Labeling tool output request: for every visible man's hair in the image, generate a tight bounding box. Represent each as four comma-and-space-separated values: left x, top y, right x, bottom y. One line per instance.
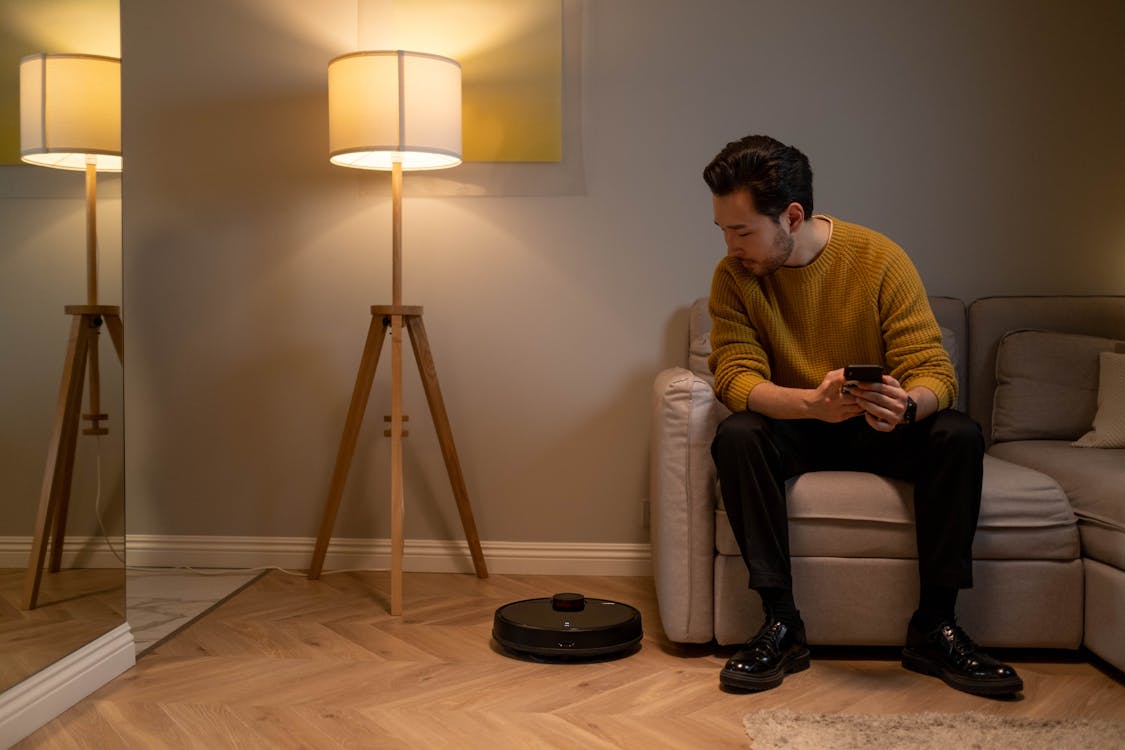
702, 134, 814, 220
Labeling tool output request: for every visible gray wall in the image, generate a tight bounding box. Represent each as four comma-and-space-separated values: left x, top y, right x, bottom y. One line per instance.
121, 0, 1125, 546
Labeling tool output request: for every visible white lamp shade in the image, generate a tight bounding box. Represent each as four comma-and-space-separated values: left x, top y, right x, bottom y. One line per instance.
329, 50, 462, 171
20, 53, 122, 172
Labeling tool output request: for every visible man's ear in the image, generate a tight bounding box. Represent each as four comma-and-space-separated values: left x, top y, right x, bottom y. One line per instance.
781, 202, 806, 231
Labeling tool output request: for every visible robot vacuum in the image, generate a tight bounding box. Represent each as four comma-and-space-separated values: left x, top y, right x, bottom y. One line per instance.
492, 592, 643, 661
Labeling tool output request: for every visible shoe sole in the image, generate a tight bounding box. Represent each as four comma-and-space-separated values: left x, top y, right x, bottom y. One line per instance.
901, 648, 1024, 696
719, 648, 811, 692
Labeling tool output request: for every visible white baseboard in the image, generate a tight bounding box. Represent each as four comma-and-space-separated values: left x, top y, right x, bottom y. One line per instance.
0, 536, 126, 569
0, 623, 135, 748
125, 535, 653, 577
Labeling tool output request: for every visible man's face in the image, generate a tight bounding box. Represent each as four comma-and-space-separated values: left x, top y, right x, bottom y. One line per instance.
712, 189, 793, 277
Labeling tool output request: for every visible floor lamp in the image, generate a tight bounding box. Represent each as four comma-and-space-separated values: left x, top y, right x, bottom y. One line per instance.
308, 50, 488, 615
19, 53, 124, 610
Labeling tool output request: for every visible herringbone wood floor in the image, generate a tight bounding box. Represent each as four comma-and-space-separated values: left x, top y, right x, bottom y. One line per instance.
16, 571, 1125, 748
1, 568, 125, 693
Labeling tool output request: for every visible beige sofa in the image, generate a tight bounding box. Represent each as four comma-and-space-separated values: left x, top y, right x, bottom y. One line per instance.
650, 295, 1125, 673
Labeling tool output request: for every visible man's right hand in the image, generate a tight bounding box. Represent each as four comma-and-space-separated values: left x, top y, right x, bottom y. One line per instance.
812, 368, 866, 422
745, 369, 865, 422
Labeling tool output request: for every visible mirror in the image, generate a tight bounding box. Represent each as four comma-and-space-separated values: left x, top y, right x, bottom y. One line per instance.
0, 0, 125, 694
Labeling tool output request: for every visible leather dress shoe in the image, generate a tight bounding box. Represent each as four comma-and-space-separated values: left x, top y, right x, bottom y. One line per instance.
901, 618, 1023, 696
720, 617, 810, 692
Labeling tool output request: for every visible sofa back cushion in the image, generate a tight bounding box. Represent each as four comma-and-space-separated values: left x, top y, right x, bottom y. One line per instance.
992, 330, 1124, 442
967, 296, 1125, 443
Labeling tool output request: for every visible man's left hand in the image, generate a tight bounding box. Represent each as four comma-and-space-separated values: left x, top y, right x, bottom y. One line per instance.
846, 374, 910, 432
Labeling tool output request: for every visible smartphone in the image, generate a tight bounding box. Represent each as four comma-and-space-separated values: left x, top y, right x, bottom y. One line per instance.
844, 364, 884, 384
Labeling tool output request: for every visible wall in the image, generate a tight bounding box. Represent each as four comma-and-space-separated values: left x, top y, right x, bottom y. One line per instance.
121, 0, 1125, 556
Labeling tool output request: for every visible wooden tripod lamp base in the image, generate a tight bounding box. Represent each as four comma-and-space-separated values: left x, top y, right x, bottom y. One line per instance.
308, 304, 488, 615
23, 305, 124, 610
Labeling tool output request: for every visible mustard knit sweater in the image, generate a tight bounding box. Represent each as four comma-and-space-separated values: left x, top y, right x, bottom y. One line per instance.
708, 217, 956, 414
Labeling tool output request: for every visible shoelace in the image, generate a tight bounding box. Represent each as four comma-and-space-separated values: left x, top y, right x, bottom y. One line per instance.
939, 621, 983, 664
749, 621, 788, 657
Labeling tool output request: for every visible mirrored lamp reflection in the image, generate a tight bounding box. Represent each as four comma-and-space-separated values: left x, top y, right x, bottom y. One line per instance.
310, 49, 487, 616
19, 52, 121, 312
19, 52, 124, 610
20, 53, 122, 172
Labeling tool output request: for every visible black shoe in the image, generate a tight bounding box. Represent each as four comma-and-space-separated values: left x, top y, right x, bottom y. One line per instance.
720, 617, 810, 692
901, 618, 1023, 696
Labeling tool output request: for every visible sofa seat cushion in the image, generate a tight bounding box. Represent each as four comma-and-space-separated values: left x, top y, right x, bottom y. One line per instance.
715, 455, 1078, 561
988, 440, 1125, 569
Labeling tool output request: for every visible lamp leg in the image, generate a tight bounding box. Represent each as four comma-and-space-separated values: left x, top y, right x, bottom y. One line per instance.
24, 314, 93, 609
104, 313, 125, 363
405, 314, 488, 579
309, 313, 390, 580
46, 411, 79, 574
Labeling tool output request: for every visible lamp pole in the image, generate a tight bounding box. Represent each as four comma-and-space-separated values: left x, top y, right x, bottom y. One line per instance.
83, 158, 108, 436
389, 160, 406, 614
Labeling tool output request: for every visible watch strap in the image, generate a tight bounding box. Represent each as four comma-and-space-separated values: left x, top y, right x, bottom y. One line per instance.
903, 395, 917, 425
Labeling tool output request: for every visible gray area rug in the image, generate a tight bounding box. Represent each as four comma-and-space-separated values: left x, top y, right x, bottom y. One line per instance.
743, 710, 1125, 750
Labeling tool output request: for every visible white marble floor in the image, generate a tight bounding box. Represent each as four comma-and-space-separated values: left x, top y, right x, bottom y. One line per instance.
127, 569, 263, 655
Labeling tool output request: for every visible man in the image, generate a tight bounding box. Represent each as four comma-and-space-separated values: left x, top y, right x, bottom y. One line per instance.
705, 134, 1022, 697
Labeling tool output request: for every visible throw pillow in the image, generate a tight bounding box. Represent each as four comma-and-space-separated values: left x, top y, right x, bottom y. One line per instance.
1073, 351, 1125, 448
992, 330, 1124, 442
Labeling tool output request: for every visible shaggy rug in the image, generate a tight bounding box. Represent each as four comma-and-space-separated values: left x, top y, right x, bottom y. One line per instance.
743, 710, 1125, 750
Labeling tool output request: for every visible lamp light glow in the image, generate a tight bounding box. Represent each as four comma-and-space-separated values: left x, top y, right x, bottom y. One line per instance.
328, 50, 462, 171
19, 53, 122, 172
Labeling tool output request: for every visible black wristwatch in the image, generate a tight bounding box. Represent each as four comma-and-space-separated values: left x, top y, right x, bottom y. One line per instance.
902, 395, 917, 425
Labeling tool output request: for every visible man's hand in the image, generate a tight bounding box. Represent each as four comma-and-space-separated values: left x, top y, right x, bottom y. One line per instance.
810, 368, 866, 423
845, 373, 910, 432
745, 370, 933, 425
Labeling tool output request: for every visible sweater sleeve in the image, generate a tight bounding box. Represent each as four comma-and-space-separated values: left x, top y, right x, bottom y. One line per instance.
877, 249, 958, 410
707, 259, 768, 412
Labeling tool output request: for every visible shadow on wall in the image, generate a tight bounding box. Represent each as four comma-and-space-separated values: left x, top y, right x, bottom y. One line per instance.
130, 94, 338, 217
662, 304, 693, 373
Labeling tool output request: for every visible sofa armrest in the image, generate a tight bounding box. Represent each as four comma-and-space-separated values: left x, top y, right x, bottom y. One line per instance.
650, 366, 730, 643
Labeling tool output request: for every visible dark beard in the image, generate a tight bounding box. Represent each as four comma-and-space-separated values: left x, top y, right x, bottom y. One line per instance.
749, 228, 794, 277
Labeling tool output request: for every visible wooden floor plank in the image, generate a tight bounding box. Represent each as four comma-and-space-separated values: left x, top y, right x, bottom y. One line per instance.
14, 571, 1125, 748
0, 568, 126, 692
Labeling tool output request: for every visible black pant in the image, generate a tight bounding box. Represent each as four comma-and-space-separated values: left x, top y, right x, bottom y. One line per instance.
711, 409, 984, 592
